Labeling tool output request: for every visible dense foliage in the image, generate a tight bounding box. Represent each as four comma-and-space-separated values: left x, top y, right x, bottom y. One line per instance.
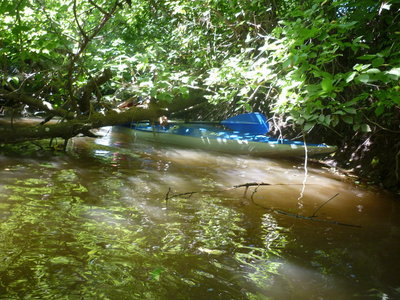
0, 0, 399, 189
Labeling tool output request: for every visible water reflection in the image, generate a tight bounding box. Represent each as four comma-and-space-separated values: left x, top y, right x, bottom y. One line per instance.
0, 126, 399, 299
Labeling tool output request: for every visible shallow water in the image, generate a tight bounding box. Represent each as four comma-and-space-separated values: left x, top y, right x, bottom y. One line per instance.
0, 126, 399, 299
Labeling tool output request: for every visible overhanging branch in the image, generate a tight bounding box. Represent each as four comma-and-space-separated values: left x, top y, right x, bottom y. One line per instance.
0, 88, 74, 119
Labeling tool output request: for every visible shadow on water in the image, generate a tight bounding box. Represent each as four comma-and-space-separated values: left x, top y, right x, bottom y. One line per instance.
0, 125, 399, 299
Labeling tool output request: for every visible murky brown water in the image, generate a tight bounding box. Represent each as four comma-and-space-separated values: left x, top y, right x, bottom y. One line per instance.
0, 125, 399, 299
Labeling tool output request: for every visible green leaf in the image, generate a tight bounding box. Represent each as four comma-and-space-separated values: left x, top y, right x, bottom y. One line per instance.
344, 107, 357, 114
360, 124, 371, 132
374, 105, 385, 116
386, 67, 400, 78
7, 76, 19, 84
357, 54, 376, 60
345, 72, 357, 83
371, 156, 380, 167
321, 77, 333, 92
337, 21, 357, 29
303, 122, 315, 131
342, 115, 353, 124
365, 68, 381, 74
356, 74, 370, 83
323, 115, 331, 126
393, 95, 400, 105
353, 64, 371, 72
372, 57, 384, 67
333, 110, 345, 115
296, 118, 305, 125
331, 115, 339, 127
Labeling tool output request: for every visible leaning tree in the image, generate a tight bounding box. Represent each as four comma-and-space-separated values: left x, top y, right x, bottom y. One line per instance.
0, 0, 208, 145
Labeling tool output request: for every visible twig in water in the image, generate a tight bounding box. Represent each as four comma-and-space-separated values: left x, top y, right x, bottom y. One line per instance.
165, 189, 204, 203
169, 191, 197, 199
250, 183, 261, 204
165, 181, 320, 206
165, 187, 171, 207
243, 186, 249, 198
232, 182, 271, 199
276, 210, 361, 228
233, 182, 271, 188
310, 193, 340, 218
168, 182, 318, 202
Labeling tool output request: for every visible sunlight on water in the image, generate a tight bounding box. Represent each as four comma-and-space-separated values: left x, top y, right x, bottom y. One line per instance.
0, 126, 399, 299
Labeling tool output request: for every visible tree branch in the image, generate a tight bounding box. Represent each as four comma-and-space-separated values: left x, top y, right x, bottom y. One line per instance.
78, 68, 113, 113
0, 88, 74, 119
66, 0, 120, 110
88, 0, 108, 15
73, 0, 88, 40
0, 105, 163, 144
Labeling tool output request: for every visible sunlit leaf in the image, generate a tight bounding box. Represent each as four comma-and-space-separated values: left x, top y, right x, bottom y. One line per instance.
365, 68, 381, 74
321, 77, 333, 92
353, 64, 371, 72
345, 71, 357, 83
386, 67, 400, 78
356, 74, 370, 83
360, 123, 371, 132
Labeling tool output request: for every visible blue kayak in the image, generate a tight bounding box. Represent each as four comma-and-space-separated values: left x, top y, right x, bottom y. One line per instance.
124, 121, 337, 157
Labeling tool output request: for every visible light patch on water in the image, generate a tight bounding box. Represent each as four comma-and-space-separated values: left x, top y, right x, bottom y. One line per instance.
267, 261, 349, 299
93, 126, 113, 146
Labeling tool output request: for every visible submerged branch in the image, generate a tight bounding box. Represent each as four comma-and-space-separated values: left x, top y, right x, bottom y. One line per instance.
310, 193, 339, 218
276, 210, 361, 228
166, 182, 316, 201
165, 187, 171, 207
165, 181, 362, 228
165, 189, 214, 201
233, 182, 271, 188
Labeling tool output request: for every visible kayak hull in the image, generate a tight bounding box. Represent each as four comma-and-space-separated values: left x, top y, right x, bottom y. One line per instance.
127, 124, 337, 157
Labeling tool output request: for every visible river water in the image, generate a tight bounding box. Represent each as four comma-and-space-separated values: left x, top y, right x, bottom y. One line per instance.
0, 126, 399, 299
